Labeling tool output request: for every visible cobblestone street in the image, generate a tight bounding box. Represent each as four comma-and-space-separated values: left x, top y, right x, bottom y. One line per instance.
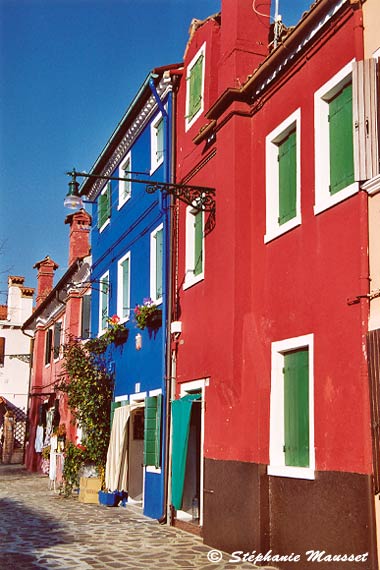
0, 465, 259, 570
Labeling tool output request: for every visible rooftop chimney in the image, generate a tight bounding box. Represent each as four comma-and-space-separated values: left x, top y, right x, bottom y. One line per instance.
64, 209, 92, 266
33, 256, 59, 307
219, 0, 271, 93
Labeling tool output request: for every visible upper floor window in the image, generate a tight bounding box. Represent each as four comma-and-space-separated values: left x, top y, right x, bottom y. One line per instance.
118, 152, 132, 208
265, 109, 301, 243
81, 294, 91, 340
45, 328, 53, 366
0, 337, 5, 367
151, 114, 164, 174
53, 321, 62, 360
150, 224, 163, 304
117, 252, 131, 322
99, 272, 110, 334
185, 43, 205, 131
184, 206, 204, 289
98, 183, 111, 231
314, 61, 358, 215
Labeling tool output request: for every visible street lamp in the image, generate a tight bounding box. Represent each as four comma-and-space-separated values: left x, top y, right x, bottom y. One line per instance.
64, 169, 84, 210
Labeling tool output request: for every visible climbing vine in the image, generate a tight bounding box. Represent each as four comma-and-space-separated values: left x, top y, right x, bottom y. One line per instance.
57, 336, 114, 496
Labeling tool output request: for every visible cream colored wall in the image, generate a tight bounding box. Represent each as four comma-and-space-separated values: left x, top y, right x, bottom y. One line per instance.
363, 0, 380, 57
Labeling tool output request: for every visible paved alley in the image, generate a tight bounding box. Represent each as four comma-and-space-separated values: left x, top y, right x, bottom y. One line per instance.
0, 465, 263, 570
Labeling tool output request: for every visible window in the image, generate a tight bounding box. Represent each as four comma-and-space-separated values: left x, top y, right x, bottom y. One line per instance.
99, 272, 109, 334
98, 183, 111, 230
314, 61, 358, 214
53, 322, 62, 359
150, 114, 164, 173
185, 43, 205, 131
268, 334, 315, 480
150, 224, 163, 304
81, 294, 91, 340
117, 252, 131, 322
45, 328, 53, 365
118, 153, 132, 208
265, 109, 301, 243
0, 337, 5, 367
184, 207, 204, 289
143, 394, 162, 469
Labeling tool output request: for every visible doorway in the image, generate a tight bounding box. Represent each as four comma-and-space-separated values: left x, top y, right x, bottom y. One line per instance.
128, 408, 144, 504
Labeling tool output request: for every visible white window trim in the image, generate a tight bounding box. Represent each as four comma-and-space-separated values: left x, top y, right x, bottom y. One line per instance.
117, 251, 131, 323
185, 43, 206, 132
98, 184, 111, 233
118, 152, 132, 209
150, 224, 164, 305
268, 333, 315, 480
150, 113, 164, 174
98, 271, 109, 336
265, 109, 301, 243
314, 60, 358, 215
146, 388, 163, 474
183, 206, 204, 290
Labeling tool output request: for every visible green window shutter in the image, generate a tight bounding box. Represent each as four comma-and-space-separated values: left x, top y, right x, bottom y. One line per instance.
283, 348, 309, 467
278, 130, 297, 225
329, 83, 354, 195
155, 229, 163, 299
45, 329, 52, 365
122, 159, 131, 200
144, 395, 162, 468
98, 184, 111, 228
122, 258, 130, 319
188, 55, 203, 120
81, 295, 91, 340
53, 322, 62, 359
100, 275, 109, 330
156, 118, 164, 160
194, 211, 203, 276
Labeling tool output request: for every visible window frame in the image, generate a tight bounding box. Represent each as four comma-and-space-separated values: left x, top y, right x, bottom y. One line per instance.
98, 183, 111, 232
117, 252, 131, 323
53, 321, 63, 361
150, 114, 164, 174
184, 206, 204, 290
98, 271, 110, 335
150, 224, 164, 305
265, 109, 301, 243
185, 43, 206, 132
268, 333, 315, 480
118, 152, 132, 209
81, 293, 91, 340
314, 60, 358, 215
44, 328, 53, 367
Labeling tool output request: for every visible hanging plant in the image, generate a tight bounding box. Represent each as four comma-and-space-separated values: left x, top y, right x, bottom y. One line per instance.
134, 298, 162, 330
57, 336, 114, 496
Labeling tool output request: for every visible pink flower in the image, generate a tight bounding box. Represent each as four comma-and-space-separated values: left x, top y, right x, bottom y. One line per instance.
110, 315, 120, 324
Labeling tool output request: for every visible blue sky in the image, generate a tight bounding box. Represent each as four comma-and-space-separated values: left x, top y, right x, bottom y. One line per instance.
0, 0, 312, 304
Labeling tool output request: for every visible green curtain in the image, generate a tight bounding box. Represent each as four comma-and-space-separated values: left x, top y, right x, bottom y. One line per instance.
171, 393, 201, 510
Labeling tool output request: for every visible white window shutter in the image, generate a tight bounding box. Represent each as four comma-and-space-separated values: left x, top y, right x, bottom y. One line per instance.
353, 59, 379, 181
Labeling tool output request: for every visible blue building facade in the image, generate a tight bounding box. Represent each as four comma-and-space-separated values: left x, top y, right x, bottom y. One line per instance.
80, 67, 181, 519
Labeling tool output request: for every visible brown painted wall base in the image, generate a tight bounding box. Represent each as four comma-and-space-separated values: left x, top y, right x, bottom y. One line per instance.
203, 458, 378, 570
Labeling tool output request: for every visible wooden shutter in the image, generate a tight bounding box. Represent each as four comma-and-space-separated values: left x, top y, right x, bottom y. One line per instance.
53, 322, 62, 359
194, 211, 203, 276
122, 258, 130, 319
189, 55, 203, 120
353, 59, 379, 182
144, 395, 162, 468
0, 337, 5, 366
284, 348, 309, 467
98, 184, 111, 228
45, 329, 52, 365
155, 229, 163, 299
81, 294, 91, 340
278, 130, 297, 225
329, 83, 354, 195
100, 276, 109, 330
156, 118, 164, 160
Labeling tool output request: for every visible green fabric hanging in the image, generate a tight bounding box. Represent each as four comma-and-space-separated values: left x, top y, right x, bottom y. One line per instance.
171, 393, 201, 510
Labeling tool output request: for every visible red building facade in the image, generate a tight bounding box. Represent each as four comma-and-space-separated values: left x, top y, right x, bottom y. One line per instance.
24, 210, 92, 472
172, 0, 378, 566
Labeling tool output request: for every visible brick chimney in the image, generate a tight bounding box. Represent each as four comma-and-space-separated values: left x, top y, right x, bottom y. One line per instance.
219, 0, 271, 93
64, 209, 92, 266
33, 256, 59, 307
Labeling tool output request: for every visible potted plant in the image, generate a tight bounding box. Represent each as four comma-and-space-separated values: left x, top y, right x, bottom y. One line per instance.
105, 315, 129, 345
134, 298, 162, 330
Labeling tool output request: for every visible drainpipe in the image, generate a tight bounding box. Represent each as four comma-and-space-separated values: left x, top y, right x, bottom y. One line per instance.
148, 75, 172, 523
